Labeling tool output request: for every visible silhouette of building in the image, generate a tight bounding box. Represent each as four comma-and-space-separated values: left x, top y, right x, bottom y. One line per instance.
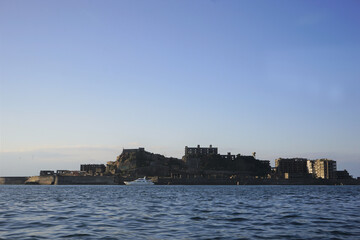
40, 170, 55, 176
80, 164, 106, 175
275, 158, 308, 178
220, 152, 235, 160
56, 170, 86, 176
336, 170, 352, 179
185, 145, 218, 156
122, 147, 145, 153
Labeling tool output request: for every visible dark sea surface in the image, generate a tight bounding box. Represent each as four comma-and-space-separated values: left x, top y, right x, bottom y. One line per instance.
0, 185, 359, 240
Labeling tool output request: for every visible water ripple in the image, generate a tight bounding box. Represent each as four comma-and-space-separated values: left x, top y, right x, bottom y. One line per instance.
0, 185, 359, 239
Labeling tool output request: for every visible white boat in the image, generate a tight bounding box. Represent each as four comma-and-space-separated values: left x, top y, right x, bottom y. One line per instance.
124, 177, 154, 185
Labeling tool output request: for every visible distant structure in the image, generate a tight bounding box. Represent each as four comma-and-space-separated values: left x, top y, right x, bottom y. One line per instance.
336, 170, 352, 179
182, 145, 271, 178
185, 145, 241, 160
276, 158, 338, 180
56, 170, 86, 176
122, 147, 145, 154
40, 170, 55, 176
185, 145, 218, 156
4, 144, 359, 185
307, 160, 315, 175
275, 158, 309, 179
80, 164, 106, 176
221, 152, 236, 160
307, 159, 337, 179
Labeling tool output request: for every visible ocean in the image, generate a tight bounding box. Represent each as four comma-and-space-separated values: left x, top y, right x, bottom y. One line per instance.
0, 185, 359, 239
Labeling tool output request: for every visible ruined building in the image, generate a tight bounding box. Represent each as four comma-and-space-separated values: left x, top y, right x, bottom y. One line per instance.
183, 145, 270, 177
275, 158, 309, 179
80, 164, 106, 176
276, 158, 338, 179
307, 159, 337, 179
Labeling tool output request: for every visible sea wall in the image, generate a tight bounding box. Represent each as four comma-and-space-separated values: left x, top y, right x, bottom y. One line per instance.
54, 176, 116, 185
156, 177, 360, 185
26, 176, 55, 185
0, 177, 29, 185
1, 175, 358, 185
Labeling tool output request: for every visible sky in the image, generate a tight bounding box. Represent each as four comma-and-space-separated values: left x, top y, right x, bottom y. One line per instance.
1, 0, 360, 177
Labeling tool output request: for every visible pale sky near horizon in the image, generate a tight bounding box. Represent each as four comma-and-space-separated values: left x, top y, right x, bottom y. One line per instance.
1, 0, 360, 177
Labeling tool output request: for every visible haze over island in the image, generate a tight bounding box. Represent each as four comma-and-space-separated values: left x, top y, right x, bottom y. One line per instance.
1, 0, 360, 177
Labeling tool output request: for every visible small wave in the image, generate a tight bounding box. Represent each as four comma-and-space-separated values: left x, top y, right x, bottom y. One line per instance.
289, 220, 304, 226
280, 214, 300, 219
227, 217, 247, 222
1, 185, 359, 239
331, 230, 353, 236
61, 233, 92, 238
190, 216, 206, 221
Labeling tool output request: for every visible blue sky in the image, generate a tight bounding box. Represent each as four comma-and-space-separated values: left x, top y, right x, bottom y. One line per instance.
1, 0, 360, 177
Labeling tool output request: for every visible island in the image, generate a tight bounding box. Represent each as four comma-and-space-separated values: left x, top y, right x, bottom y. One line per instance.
1, 145, 359, 185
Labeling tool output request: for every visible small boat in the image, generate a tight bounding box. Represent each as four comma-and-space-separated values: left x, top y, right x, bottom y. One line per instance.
124, 177, 154, 185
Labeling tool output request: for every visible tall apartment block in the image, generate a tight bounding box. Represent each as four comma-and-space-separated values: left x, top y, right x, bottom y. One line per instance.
275, 158, 308, 178
307, 159, 337, 179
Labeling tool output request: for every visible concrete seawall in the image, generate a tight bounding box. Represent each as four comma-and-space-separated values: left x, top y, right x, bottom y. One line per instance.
156, 177, 360, 185
0, 177, 29, 185
55, 176, 116, 185
2, 175, 358, 185
1, 176, 116, 185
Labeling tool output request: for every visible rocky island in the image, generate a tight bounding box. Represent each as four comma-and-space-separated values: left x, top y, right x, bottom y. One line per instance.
1, 145, 359, 185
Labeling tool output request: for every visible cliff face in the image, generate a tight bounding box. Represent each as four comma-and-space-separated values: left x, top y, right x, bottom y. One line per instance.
106, 149, 185, 177
107, 148, 271, 178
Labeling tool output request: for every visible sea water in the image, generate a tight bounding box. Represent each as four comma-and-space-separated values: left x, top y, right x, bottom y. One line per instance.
0, 185, 359, 239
